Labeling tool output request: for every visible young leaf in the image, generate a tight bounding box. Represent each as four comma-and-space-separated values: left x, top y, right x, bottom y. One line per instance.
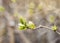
18, 23, 26, 30
19, 16, 27, 25
27, 21, 35, 29
0, 6, 5, 12
52, 25, 57, 31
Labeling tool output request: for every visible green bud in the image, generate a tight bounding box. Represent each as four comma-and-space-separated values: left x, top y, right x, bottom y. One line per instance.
18, 23, 27, 30
27, 21, 35, 29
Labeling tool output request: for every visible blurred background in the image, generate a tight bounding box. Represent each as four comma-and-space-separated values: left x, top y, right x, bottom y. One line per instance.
0, 0, 60, 43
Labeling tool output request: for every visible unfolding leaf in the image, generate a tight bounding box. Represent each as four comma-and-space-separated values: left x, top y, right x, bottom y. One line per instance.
52, 25, 57, 31
18, 23, 26, 30
19, 16, 27, 25
27, 21, 35, 29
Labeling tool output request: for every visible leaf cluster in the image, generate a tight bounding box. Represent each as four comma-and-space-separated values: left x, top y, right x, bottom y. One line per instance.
18, 16, 35, 30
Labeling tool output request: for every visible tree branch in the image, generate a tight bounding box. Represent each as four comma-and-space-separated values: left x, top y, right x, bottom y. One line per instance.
34, 25, 60, 35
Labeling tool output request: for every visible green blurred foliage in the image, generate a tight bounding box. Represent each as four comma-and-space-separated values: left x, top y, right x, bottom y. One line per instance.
11, 0, 16, 3
0, 6, 5, 12
49, 15, 55, 23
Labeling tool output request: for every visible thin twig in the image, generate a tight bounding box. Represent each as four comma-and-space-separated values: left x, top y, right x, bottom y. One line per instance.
34, 25, 60, 35
35, 25, 52, 30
